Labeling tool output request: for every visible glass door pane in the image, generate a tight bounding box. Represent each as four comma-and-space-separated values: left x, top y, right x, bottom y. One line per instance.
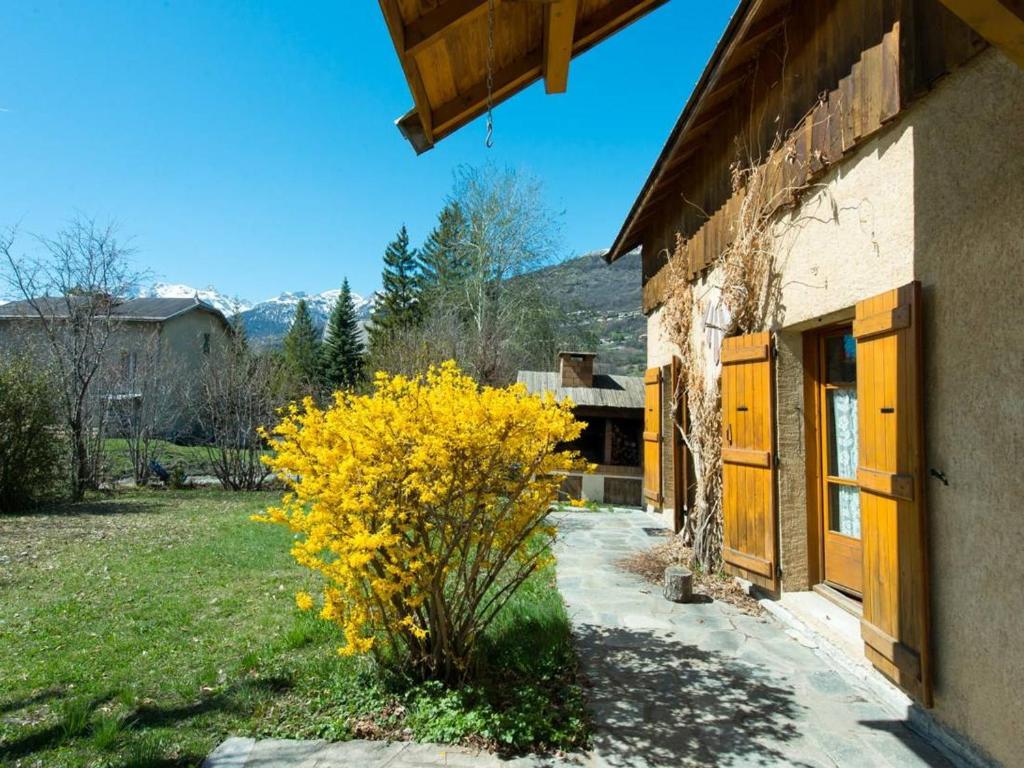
826, 388, 858, 479
828, 483, 861, 539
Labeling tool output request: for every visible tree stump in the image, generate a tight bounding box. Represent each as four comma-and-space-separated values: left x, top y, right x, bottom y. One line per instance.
663, 565, 693, 603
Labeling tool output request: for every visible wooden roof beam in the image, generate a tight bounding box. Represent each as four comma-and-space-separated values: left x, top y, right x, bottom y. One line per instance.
734, 7, 789, 53
574, 0, 669, 50
938, 0, 1024, 69
388, 0, 670, 153
379, 0, 435, 150
433, 49, 544, 136
543, 0, 578, 94
405, 0, 489, 57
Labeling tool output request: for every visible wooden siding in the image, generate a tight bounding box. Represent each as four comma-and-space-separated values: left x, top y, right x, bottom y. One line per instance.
622, 0, 985, 309
604, 476, 643, 507
854, 282, 932, 705
721, 332, 778, 593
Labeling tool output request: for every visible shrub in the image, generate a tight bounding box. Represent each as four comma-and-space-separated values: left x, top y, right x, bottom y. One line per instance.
258, 362, 588, 683
0, 355, 65, 512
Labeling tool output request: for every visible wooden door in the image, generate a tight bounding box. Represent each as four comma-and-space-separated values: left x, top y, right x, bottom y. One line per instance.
643, 367, 662, 505
854, 282, 931, 705
721, 332, 777, 593
818, 326, 863, 596
671, 357, 689, 533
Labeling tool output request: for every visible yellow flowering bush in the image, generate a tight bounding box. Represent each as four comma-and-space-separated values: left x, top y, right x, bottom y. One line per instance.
256, 362, 588, 682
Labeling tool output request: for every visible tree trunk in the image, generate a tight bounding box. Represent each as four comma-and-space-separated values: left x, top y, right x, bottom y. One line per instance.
71, 422, 88, 502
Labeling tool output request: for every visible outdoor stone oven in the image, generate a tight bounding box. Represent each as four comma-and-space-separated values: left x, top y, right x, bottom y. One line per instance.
517, 353, 644, 507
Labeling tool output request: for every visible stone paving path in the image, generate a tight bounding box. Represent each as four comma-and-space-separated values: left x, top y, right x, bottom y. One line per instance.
554, 509, 948, 768
206, 510, 950, 768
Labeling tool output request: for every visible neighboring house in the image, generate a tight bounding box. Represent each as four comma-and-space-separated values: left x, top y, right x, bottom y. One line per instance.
518, 353, 644, 507
601, 2, 1024, 765
0, 296, 233, 438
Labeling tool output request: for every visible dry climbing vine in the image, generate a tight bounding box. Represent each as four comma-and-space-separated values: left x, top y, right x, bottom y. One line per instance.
663, 122, 813, 573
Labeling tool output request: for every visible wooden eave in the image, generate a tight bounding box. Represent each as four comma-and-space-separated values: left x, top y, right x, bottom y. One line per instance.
937, 0, 1024, 69
606, 0, 792, 262
379, 0, 670, 154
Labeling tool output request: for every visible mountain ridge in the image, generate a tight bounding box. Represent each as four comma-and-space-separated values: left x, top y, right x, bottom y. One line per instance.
138, 248, 644, 370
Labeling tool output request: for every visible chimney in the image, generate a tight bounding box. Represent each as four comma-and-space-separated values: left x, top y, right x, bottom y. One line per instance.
559, 352, 596, 388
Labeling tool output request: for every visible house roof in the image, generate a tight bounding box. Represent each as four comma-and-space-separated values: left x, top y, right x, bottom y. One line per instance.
516, 369, 644, 410
0, 296, 228, 324
378, 0, 670, 154
606, 0, 784, 262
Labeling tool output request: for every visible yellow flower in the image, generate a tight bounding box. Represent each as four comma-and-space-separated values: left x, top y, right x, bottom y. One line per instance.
256, 361, 588, 660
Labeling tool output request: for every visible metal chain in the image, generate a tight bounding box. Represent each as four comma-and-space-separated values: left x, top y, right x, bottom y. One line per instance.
485, 0, 496, 148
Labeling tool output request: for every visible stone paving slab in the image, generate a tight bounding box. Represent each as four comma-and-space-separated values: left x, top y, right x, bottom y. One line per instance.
552, 509, 950, 768
203, 736, 571, 767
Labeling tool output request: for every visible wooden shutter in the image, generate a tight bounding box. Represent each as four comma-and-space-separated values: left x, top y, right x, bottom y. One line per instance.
643, 367, 662, 504
854, 281, 932, 706
721, 332, 777, 593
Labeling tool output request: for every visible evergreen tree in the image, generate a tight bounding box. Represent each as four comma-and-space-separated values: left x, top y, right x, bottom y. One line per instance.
369, 225, 421, 353
419, 202, 468, 305
282, 298, 321, 390
320, 278, 365, 391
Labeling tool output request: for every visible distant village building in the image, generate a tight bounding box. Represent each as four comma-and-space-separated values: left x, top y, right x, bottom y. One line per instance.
518, 353, 644, 507
0, 296, 232, 438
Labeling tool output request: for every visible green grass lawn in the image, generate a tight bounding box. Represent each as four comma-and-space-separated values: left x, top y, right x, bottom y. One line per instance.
103, 440, 213, 479
0, 491, 586, 767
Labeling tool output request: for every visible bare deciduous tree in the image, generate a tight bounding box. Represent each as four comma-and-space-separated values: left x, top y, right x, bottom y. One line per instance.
451, 165, 563, 383
1, 218, 146, 500
197, 330, 279, 491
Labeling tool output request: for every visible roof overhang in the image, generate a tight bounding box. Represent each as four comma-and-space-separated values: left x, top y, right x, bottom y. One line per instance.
379, 0, 670, 154
606, 0, 794, 262
937, 0, 1024, 69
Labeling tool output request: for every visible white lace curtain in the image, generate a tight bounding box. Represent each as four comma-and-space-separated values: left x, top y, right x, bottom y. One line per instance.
830, 389, 860, 538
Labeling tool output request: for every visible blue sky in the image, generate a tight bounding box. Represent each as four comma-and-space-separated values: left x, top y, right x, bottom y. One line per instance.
0, 2, 735, 301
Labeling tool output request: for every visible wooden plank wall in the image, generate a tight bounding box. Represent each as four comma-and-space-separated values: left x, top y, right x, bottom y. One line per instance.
638, 0, 984, 313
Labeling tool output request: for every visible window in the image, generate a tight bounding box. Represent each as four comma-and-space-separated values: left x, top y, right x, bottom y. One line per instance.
203, 333, 211, 355
120, 351, 138, 382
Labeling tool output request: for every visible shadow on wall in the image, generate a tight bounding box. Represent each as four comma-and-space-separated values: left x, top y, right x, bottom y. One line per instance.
574, 624, 806, 768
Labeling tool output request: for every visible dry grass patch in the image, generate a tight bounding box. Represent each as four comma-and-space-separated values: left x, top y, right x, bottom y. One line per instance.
617, 538, 763, 616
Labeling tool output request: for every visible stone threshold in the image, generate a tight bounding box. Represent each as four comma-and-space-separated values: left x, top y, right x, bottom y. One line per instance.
202, 736, 573, 767
755, 592, 994, 768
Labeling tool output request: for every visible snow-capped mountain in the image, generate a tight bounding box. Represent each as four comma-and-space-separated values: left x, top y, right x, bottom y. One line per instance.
237, 290, 374, 348
135, 282, 374, 347
138, 282, 251, 316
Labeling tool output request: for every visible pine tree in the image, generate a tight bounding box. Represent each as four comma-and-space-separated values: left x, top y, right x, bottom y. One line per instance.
320, 278, 365, 391
282, 298, 321, 391
419, 202, 467, 305
369, 225, 421, 353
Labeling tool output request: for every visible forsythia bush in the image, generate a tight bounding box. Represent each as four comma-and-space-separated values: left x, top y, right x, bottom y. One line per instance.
256, 362, 588, 682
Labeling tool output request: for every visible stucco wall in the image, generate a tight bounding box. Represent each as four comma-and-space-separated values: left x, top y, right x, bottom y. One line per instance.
159, 310, 232, 436
907, 48, 1024, 766
161, 309, 230, 366
770, 122, 916, 330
